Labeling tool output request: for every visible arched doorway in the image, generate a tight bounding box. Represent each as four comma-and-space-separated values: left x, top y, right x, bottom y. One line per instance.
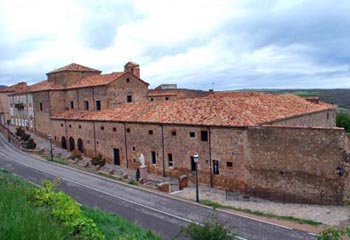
61, 136, 67, 149
69, 137, 75, 151
77, 138, 84, 153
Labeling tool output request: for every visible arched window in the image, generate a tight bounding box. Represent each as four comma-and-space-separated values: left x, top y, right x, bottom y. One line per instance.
61, 136, 67, 149
77, 138, 84, 153
69, 137, 75, 151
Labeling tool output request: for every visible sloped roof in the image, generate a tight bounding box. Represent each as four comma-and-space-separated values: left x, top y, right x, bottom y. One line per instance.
47, 63, 101, 74
148, 89, 209, 98
0, 82, 28, 93
66, 72, 126, 89
52, 92, 335, 127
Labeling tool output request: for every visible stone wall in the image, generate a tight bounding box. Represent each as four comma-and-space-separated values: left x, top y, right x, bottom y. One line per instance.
269, 109, 336, 128
245, 126, 349, 204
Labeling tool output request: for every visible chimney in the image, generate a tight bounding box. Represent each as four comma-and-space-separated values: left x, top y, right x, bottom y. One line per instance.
305, 97, 319, 104
124, 62, 140, 78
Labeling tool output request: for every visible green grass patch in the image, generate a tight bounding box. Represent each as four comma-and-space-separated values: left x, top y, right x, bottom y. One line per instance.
42, 154, 68, 165
200, 199, 321, 226
82, 206, 161, 240
128, 179, 138, 185
0, 169, 71, 240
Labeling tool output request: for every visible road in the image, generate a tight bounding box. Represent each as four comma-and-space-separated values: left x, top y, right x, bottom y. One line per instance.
0, 134, 316, 240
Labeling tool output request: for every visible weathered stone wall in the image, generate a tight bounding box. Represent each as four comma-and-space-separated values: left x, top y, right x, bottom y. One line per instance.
245, 126, 348, 204
269, 109, 336, 128
33, 91, 51, 137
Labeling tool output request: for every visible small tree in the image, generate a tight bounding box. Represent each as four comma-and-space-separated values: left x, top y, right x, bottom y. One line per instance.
24, 138, 36, 149
15, 127, 25, 137
336, 113, 350, 133
70, 149, 82, 160
91, 154, 106, 167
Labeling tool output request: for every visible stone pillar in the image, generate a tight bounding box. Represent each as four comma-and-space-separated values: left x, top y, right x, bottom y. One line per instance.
139, 166, 148, 181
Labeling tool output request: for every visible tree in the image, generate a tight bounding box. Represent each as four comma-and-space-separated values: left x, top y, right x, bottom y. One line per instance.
181, 219, 234, 240
336, 113, 350, 132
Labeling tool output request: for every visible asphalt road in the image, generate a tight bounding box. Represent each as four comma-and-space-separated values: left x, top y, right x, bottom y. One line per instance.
0, 134, 316, 240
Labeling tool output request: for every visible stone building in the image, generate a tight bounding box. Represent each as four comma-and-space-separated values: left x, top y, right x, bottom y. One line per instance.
8, 91, 35, 131
49, 92, 350, 204
27, 62, 149, 137
0, 82, 28, 125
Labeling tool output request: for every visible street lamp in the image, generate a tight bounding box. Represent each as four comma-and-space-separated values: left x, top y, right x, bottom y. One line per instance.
6, 120, 11, 142
193, 154, 199, 203
48, 134, 53, 161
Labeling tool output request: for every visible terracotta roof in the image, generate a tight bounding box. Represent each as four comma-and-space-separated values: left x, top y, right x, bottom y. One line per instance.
26, 80, 64, 93
52, 92, 335, 127
47, 63, 101, 74
66, 72, 126, 89
148, 89, 209, 98
0, 82, 28, 93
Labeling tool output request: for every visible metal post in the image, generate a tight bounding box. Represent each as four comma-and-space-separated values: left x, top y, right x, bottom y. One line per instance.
196, 161, 199, 203
193, 154, 199, 203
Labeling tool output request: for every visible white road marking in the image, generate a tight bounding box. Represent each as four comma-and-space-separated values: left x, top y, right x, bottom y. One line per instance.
235, 236, 248, 240
308, 232, 317, 236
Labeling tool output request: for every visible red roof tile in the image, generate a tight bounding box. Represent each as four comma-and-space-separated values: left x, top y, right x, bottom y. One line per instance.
26, 80, 64, 93
47, 63, 101, 74
0, 82, 28, 93
52, 92, 335, 127
66, 72, 126, 89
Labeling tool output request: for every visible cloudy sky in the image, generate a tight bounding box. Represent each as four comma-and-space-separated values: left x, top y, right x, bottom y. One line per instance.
0, 0, 349, 90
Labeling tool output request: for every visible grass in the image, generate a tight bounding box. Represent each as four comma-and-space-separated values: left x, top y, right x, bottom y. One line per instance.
42, 154, 68, 165
0, 169, 71, 240
82, 207, 161, 240
0, 169, 161, 240
200, 199, 322, 226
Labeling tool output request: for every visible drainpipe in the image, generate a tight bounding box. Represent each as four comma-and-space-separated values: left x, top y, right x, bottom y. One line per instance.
209, 127, 213, 188
123, 122, 129, 168
161, 124, 166, 177
93, 122, 97, 156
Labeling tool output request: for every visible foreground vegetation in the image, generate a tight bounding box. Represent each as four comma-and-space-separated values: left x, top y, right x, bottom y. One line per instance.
0, 169, 160, 240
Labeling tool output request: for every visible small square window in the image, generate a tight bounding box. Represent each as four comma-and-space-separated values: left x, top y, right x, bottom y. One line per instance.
126, 78, 130, 82
113, 127, 116, 132
150, 98, 154, 101
149, 130, 153, 135
69, 124, 72, 128
132, 146, 136, 151
79, 125, 81, 129
96, 141, 99, 144
189, 132, 195, 138
227, 162, 233, 168
100, 126, 104, 131
165, 97, 169, 100
126, 128, 130, 133
201, 130, 208, 142
61, 123, 64, 127
171, 131, 176, 136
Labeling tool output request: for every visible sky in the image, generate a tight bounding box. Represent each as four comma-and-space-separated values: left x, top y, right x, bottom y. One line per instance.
0, 0, 349, 90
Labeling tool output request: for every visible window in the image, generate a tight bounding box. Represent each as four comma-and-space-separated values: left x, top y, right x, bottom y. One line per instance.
69, 124, 72, 128
201, 131, 208, 142
126, 128, 130, 133
150, 98, 154, 101
149, 130, 153, 135
171, 130, 176, 136
61, 123, 64, 127
84, 101, 89, 110
227, 162, 233, 168
100, 126, 104, 131
70, 101, 74, 109
127, 95, 132, 103
165, 97, 169, 100
126, 78, 130, 82
79, 125, 81, 129
96, 100, 101, 111
132, 146, 136, 151
113, 127, 116, 132
168, 154, 173, 167
39, 102, 43, 111
189, 132, 195, 138
151, 151, 157, 165
213, 160, 219, 175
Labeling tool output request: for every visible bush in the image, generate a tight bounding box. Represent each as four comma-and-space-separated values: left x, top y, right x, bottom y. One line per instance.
91, 154, 106, 167
71, 149, 83, 160
21, 133, 31, 142
23, 138, 36, 149
182, 219, 234, 240
318, 226, 350, 240
15, 127, 25, 137
33, 180, 105, 240
336, 113, 350, 132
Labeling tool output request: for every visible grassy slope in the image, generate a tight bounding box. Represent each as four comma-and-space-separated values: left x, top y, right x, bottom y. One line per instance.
0, 169, 161, 240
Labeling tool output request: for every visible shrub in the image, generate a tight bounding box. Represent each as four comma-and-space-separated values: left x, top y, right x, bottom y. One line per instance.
91, 154, 106, 167
21, 133, 31, 142
71, 149, 83, 160
24, 138, 36, 149
336, 113, 350, 132
182, 219, 234, 240
318, 226, 350, 240
15, 127, 25, 137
